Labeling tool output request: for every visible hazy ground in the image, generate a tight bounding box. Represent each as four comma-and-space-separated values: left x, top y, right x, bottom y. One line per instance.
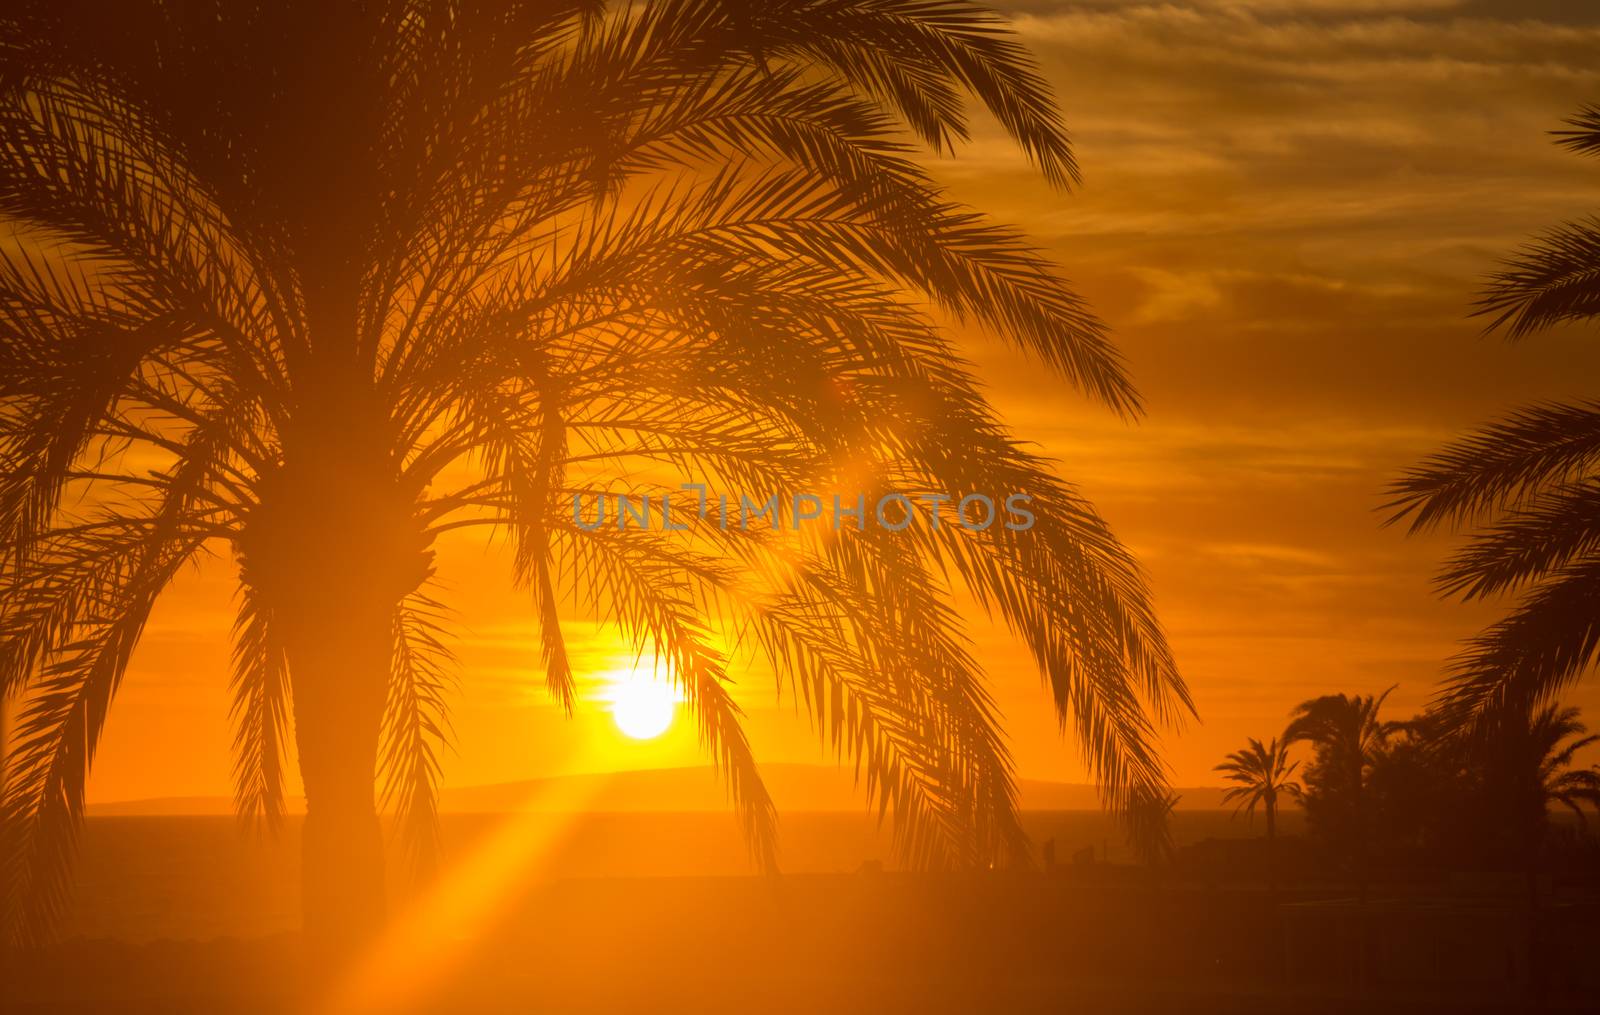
8, 811, 1598, 1014
11, 874, 1598, 1014
59, 810, 1290, 939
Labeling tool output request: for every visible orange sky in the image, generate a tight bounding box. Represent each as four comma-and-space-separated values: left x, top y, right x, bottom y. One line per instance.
84, 0, 1600, 803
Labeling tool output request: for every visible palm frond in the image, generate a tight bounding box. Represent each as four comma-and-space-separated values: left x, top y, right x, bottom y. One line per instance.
1553, 103, 1600, 160
552, 524, 777, 868
1474, 216, 1600, 341
1434, 480, 1600, 600
1384, 400, 1600, 534
379, 592, 456, 880
1124, 786, 1177, 866
2, 534, 196, 944
694, 0, 1079, 187
228, 582, 291, 831
1435, 567, 1600, 726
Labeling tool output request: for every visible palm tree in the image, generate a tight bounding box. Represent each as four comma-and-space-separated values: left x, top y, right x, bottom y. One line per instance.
1386, 104, 1600, 727
1216, 737, 1301, 845
1216, 736, 1301, 979
1285, 688, 1397, 895
1539, 733, 1600, 830
1474, 703, 1600, 998
0, 0, 1191, 956
1480, 704, 1600, 862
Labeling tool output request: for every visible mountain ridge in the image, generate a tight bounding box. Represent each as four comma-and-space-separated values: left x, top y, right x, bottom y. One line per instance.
87, 763, 1232, 816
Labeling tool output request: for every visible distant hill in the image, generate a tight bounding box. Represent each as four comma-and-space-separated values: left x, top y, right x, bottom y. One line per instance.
87, 763, 1231, 816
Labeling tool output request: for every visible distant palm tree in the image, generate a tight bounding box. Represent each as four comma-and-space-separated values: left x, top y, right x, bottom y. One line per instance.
1387, 104, 1600, 726
1285, 688, 1398, 894
1215, 737, 1301, 844
1476, 703, 1600, 995
1481, 704, 1600, 859
0, 0, 1190, 954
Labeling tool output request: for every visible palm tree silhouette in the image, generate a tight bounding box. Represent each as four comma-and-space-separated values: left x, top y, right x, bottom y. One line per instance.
1215, 737, 1301, 866
1536, 715, 1600, 827
1473, 702, 1600, 999
1479, 704, 1600, 861
1216, 735, 1301, 978
1387, 104, 1600, 727
0, 0, 1191, 954
1285, 688, 1397, 897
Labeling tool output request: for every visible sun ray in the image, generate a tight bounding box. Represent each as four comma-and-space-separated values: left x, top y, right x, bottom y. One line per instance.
323, 768, 607, 1015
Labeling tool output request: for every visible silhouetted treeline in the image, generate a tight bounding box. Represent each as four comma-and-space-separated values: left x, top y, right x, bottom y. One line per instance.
1213, 697, 1599, 881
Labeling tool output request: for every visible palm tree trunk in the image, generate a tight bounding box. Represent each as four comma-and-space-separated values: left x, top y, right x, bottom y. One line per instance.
1265, 801, 1278, 896
1266, 798, 1283, 983
1524, 828, 1545, 1005
1352, 762, 1368, 905
285, 599, 391, 970
243, 278, 426, 970
1353, 771, 1370, 991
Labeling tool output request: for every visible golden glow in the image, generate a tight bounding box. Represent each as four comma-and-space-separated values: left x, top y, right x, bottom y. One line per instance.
325, 764, 605, 1014
75, 5, 1600, 808
602, 667, 677, 740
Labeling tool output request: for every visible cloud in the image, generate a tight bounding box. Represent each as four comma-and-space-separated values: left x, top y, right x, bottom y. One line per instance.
1003, 0, 1469, 10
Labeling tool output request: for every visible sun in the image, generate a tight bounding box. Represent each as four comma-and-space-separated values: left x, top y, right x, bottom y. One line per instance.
604, 669, 678, 740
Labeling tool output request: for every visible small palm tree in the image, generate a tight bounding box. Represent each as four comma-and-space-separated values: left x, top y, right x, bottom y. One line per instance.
1215, 737, 1301, 844
1387, 104, 1600, 726
0, 0, 1190, 956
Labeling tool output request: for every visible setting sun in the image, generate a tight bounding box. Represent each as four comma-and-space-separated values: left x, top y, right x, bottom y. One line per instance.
603, 670, 678, 741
